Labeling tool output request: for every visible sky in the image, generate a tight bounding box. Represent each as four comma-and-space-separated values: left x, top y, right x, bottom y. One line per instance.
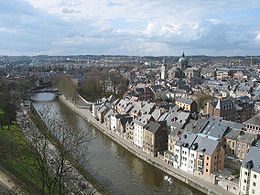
0, 0, 260, 56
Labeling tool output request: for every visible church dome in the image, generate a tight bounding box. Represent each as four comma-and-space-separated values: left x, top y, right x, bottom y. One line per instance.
178, 52, 188, 65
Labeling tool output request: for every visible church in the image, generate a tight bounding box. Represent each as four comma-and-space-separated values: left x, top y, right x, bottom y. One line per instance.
161, 52, 201, 80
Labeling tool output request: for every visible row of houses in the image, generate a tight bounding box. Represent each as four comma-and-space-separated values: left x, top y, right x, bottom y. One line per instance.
93, 96, 198, 157
92, 94, 260, 194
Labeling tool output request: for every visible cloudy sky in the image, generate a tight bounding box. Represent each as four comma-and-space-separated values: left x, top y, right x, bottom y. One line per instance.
1, 0, 260, 56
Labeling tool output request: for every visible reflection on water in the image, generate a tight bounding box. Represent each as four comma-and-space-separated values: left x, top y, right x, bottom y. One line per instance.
32, 93, 203, 195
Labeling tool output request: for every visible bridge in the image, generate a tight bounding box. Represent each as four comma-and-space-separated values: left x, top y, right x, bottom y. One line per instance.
28, 88, 61, 96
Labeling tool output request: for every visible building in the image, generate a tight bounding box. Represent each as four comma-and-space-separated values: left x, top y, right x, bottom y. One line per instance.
239, 147, 260, 195
142, 121, 167, 157
173, 133, 197, 173
244, 113, 260, 135
97, 105, 109, 123
183, 67, 201, 79
194, 136, 225, 176
164, 130, 182, 166
173, 133, 225, 176
133, 114, 154, 148
216, 68, 231, 80
234, 96, 255, 123
204, 98, 235, 122
224, 129, 255, 161
161, 59, 167, 80
178, 51, 188, 71
175, 98, 197, 113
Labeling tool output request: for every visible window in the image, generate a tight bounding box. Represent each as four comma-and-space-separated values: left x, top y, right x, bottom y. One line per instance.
252, 189, 255, 194
207, 156, 209, 160
206, 163, 208, 166
253, 182, 256, 187
254, 174, 257, 179
244, 179, 247, 183
206, 169, 208, 172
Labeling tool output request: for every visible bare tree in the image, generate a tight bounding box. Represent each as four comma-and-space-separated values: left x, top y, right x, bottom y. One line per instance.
34, 105, 94, 195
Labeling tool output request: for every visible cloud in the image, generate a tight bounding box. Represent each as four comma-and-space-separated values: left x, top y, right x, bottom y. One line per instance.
0, 0, 259, 56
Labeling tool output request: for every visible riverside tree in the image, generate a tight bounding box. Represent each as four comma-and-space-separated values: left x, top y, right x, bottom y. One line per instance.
32, 104, 95, 195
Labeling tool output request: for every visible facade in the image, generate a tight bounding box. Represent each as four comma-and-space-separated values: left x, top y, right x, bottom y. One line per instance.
234, 96, 255, 123
175, 98, 197, 113
142, 121, 167, 157
224, 129, 255, 161
97, 105, 109, 123
173, 133, 225, 175
239, 147, 260, 195
204, 98, 236, 122
195, 136, 225, 176
244, 113, 260, 135
161, 59, 166, 80
183, 68, 201, 79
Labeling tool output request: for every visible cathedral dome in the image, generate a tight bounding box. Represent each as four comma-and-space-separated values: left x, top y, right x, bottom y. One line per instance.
178, 52, 188, 65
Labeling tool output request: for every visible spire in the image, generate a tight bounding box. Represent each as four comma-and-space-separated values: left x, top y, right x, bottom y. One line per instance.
182, 51, 185, 58
215, 99, 221, 110
162, 58, 166, 66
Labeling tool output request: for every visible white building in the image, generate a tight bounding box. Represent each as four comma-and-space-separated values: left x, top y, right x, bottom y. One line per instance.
239, 147, 260, 195
110, 114, 118, 131
161, 59, 166, 80
173, 133, 197, 174
133, 114, 153, 148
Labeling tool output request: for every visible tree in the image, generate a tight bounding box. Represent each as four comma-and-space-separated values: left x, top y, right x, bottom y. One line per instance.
33, 105, 94, 195
54, 75, 78, 103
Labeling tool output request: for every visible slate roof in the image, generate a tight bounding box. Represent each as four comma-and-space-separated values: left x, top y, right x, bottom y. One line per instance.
97, 105, 108, 114
134, 114, 153, 126
244, 113, 260, 127
144, 121, 161, 134
151, 108, 164, 121
119, 116, 133, 129
175, 133, 197, 148
242, 147, 260, 173
224, 128, 255, 144
193, 136, 220, 156
176, 98, 193, 105
141, 102, 155, 114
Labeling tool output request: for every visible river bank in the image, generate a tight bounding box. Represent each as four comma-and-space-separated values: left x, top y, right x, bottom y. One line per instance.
27, 104, 108, 195
59, 95, 233, 195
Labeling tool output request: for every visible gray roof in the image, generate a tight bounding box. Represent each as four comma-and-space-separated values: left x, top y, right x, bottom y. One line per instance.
151, 108, 164, 121
242, 147, 260, 173
97, 105, 108, 114
224, 129, 255, 144
190, 118, 209, 134
141, 102, 155, 114
214, 98, 234, 110
144, 121, 161, 134
197, 116, 242, 139
134, 114, 153, 126
117, 99, 130, 109
193, 136, 220, 156
176, 133, 197, 148
176, 98, 193, 105
244, 113, 260, 127
104, 109, 114, 118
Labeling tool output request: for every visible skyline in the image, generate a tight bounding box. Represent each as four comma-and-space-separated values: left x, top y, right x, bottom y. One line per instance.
1, 0, 260, 56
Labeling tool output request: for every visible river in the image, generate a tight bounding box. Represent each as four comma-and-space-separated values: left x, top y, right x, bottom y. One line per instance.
31, 93, 203, 195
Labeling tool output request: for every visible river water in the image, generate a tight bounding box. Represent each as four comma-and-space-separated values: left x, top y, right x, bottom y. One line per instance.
31, 93, 203, 195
